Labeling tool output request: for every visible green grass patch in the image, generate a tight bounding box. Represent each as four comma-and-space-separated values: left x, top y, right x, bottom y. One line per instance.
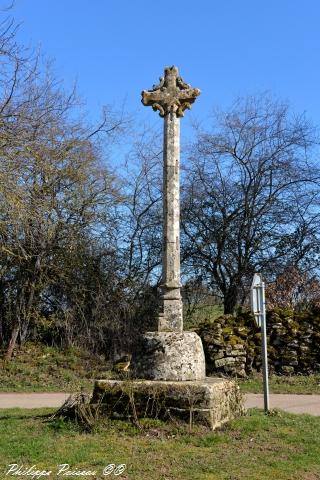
239, 373, 320, 394
0, 408, 319, 479
185, 304, 224, 329
0, 343, 110, 393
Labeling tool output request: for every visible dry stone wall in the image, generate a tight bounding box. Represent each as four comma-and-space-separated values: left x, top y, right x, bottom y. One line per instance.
197, 309, 320, 377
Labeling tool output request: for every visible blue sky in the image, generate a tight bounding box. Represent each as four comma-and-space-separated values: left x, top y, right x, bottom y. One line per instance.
13, 0, 320, 140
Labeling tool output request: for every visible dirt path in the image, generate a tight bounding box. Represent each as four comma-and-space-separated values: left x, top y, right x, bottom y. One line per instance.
0, 392, 319, 415
0, 392, 71, 409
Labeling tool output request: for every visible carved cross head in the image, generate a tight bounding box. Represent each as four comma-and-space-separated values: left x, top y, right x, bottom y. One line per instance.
141, 66, 200, 118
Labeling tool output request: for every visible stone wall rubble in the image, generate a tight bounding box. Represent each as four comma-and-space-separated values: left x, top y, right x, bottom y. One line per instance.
197, 310, 320, 377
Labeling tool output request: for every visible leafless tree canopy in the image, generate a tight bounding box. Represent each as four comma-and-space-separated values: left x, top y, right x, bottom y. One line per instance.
181, 96, 320, 313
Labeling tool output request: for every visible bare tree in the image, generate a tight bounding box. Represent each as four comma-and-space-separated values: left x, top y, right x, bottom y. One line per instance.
0, 10, 126, 358
182, 95, 320, 314
119, 129, 163, 290
266, 266, 320, 310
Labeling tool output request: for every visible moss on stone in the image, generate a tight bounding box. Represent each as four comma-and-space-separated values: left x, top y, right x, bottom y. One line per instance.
198, 308, 320, 377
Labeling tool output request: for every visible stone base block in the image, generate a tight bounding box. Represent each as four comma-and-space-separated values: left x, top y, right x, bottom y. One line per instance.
132, 331, 206, 381
91, 377, 244, 430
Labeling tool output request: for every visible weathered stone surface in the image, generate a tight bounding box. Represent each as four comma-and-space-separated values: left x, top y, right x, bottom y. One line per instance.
197, 310, 320, 377
281, 366, 295, 374
91, 377, 244, 431
132, 331, 206, 381
141, 66, 200, 118
215, 357, 236, 368
158, 112, 183, 332
214, 352, 224, 360
142, 66, 200, 332
228, 350, 246, 357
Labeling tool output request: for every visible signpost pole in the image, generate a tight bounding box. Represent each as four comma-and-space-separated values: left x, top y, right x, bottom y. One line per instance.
261, 280, 270, 413
251, 273, 270, 414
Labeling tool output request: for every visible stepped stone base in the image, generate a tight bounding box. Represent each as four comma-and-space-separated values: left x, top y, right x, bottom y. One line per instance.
91, 377, 244, 430
132, 331, 206, 381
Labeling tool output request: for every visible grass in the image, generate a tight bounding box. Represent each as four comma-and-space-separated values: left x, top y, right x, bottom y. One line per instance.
184, 304, 223, 329
0, 408, 319, 479
238, 373, 320, 395
0, 342, 110, 392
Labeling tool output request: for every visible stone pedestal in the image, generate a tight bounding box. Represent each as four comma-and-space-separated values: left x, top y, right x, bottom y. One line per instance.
132, 331, 206, 381
91, 377, 245, 431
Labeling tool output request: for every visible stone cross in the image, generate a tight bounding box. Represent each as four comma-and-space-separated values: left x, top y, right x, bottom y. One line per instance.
141, 66, 200, 332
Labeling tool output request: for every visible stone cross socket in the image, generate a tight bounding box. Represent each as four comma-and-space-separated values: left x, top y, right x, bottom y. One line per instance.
141, 66, 200, 332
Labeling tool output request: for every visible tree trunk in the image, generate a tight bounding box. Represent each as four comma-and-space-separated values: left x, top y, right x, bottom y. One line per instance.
19, 281, 36, 344
5, 324, 20, 360
223, 285, 238, 314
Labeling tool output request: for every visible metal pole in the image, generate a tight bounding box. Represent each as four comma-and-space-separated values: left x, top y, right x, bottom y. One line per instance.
261, 281, 270, 413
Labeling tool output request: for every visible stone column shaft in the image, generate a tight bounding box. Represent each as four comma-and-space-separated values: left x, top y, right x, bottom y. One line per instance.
141, 66, 200, 333
159, 113, 183, 332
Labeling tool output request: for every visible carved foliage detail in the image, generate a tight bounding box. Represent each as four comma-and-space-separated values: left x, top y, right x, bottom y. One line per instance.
141, 66, 200, 118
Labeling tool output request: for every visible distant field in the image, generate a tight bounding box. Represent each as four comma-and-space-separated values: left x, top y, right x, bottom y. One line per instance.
0, 408, 319, 480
